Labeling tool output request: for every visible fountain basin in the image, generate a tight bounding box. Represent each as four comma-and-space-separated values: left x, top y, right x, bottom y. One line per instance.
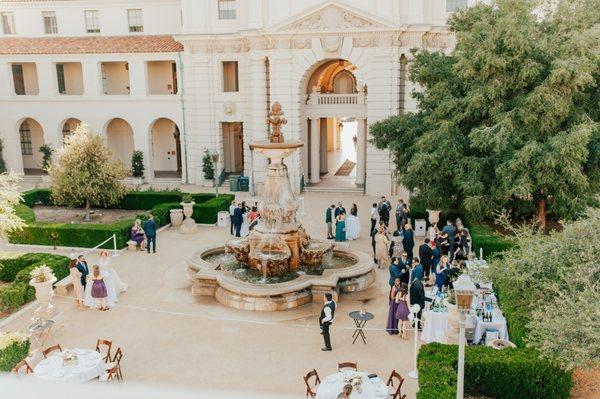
188, 245, 375, 311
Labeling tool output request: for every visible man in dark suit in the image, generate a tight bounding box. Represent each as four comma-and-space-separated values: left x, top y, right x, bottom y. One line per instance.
325, 204, 335, 239
319, 292, 336, 351
232, 203, 244, 237
144, 214, 157, 253
334, 202, 346, 218
442, 220, 457, 261
409, 277, 432, 330
403, 225, 415, 260
419, 238, 434, 280
76, 255, 89, 289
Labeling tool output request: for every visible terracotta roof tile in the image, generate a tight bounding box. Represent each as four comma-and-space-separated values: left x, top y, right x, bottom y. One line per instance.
0, 35, 183, 55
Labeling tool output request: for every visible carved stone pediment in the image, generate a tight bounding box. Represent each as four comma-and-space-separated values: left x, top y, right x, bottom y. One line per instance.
277, 4, 387, 32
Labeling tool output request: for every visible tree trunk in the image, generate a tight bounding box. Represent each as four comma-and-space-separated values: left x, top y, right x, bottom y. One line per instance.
535, 197, 547, 231
85, 199, 91, 222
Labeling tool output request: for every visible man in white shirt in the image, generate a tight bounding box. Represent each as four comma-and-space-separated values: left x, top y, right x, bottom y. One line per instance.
370, 202, 378, 237
319, 292, 336, 351
229, 200, 236, 235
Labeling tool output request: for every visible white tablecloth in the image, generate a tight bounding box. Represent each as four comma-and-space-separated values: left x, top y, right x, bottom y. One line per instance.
34, 349, 105, 383
472, 311, 509, 343
316, 371, 389, 399
345, 215, 361, 240
421, 311, 449, 344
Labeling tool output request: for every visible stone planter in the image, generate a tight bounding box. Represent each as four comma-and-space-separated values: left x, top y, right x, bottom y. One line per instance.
180, 201, 197, 234
170, 209, 184, 227
426, 209, 441, 225
29, 277, 58, 320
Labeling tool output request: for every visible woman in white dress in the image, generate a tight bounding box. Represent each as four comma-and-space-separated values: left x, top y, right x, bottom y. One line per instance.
98, 251, 128, 293
345, 203, 361, 240
68, 258, 84, 310
240, 212, 250, 237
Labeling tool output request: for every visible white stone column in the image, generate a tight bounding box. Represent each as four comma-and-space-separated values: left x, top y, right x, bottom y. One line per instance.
128, 60, 146, 96
355, 118, 366, 186
36, 60, 55, 96
82, 60, 101, 97
320, 118, 328, 174
310, 118, 320, 184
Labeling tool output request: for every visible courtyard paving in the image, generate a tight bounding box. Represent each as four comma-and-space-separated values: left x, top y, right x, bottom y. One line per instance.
1, 189, 423, 397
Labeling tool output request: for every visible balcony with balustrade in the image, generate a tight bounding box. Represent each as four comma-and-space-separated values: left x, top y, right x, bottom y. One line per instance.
304, 87, 367, 119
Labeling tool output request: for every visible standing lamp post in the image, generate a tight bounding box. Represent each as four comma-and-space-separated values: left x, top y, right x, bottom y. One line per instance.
453, 274, 477, 399
407, 303, 421, 379
211, 151, 220, 198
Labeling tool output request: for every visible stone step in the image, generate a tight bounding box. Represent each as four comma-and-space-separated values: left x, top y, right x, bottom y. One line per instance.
303, 185, 363, 194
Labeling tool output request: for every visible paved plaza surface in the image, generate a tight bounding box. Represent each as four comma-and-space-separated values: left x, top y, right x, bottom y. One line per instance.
1, 189, 423, 397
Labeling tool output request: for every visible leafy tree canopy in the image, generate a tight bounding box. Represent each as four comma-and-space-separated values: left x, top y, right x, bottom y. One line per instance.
370, 0, 600, 226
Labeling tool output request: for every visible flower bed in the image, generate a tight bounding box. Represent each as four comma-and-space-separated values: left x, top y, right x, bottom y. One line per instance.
417, 343, 572, 399
9, 189, 234, 249
0, 332, 30, 372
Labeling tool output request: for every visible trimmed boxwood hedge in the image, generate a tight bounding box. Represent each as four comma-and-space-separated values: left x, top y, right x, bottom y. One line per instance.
9, 190, 234, 249
0, 253, 70, 311
0, 336, 30, 372
417, 343, 572, 399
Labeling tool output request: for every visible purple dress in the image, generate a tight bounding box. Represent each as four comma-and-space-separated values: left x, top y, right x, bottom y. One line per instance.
386, 285, 401, 334
131, 227, 145, 244
91, 278, 108, 298
395, 294, 410, 321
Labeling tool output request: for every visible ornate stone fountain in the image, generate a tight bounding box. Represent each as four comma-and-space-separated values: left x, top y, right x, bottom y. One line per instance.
187, 103, 375, 311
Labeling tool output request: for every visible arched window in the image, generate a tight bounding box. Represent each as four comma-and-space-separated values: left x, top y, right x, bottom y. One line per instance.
19, 121, 32, 155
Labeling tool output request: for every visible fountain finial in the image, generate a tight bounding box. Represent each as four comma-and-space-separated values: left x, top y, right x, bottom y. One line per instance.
266, 102, 287, 143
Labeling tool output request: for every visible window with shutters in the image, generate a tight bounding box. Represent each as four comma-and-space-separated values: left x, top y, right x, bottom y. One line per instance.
222, 61, 239, 92
84, 10, 100, 33
56, 64, 66, 94
20, 122, 33, 155
1, 12, 15, 34
43, 11, 58, 34
127, 9, 143, 32
218, 0, 236, 20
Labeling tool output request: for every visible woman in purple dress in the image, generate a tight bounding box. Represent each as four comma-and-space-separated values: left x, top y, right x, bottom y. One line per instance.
386, 278, 402, 335
91, 265, 109, 311
395, 283, 410, 339
130, 219, 146, 251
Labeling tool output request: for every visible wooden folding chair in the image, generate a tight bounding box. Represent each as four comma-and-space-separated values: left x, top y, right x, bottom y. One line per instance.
95, 339, 113, 363
303, 369, 320, 398
338, 361, 358, 371
105, 347, 123, 381
42, 344, 62, 358
12, 359, 33, 374
386, 370, 406, 399
99, 365, 119, 382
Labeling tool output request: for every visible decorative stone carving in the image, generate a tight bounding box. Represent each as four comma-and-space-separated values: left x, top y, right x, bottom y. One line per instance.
423, 32, 451, 49
261, 37, 277, 50
279, 5, 384, 32
291, 38, 311, 49
212, 43, 225, 53
399, 31, 423, 48
321, 36, 341, 53
353, 36, 375, 47
223, 102, 237, 116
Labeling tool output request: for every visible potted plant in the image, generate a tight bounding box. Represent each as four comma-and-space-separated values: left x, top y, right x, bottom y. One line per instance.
202, 150, 215, 187
131, 150, 145, 185
180, 194, 197, 233
39, 144, 53, 172
29, 265, 57, 320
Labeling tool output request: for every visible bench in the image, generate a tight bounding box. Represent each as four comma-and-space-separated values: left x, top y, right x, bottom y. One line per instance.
54, 275, 72, 297
127, 240, 139, 251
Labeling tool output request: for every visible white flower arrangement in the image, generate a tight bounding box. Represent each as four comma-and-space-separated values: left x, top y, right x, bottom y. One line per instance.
29, 264, 55, 283
0, 331, 28, 351
343, 371, 363, 393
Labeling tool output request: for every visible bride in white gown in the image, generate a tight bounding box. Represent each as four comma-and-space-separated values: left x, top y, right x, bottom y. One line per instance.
240, 212, 250, 237
83, 265, 117, 309
98, 251, 128, 293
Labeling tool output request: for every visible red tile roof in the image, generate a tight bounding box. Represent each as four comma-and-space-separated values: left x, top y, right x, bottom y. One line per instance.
0, 35, 183, 55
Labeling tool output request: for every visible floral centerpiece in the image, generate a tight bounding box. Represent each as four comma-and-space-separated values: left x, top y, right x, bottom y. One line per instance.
62, 350, 78, 366
0, 331, 30, 372
29, 264, 56, 283
343, 371, 363, 393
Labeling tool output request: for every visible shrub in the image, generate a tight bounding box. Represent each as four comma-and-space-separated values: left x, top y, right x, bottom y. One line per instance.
0, 332, 30, 372
0, 283, 26, 311
202, 150, 215, 180
131, 150, 145, 178
417, 343, 573, 399
38, 144, 54, 171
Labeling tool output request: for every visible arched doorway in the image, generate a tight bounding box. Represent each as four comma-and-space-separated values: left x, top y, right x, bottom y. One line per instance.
18, 118, 45, 175
61, 118, 81, 143
151, 118, 181, 179
105, 118, 134, 169
302, 59, 366, 189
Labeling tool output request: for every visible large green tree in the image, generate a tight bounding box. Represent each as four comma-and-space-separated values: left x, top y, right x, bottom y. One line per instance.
48, 124, 127, 220
371, 0, 600, 227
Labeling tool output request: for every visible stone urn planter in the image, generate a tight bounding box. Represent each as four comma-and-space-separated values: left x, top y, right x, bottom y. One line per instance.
29, 276, 58, 320
180, 201, 197, 234
426, 209, 441, 225
170, 209, 184, 227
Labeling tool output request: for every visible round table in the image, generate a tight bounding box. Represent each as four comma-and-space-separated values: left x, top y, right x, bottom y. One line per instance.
349, 311, 374, 344
316, 371, 389, 399
420, 310, 449, 344
34, 349, 105, 383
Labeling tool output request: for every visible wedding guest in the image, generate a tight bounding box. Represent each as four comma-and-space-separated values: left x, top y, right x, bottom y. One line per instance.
334, 202, 346, 218
248, 206, 260, 230
350, 203, 358, 216
442, 220, 457, 261
337, 384, 353, 399
319, 292, 336, 351
403, 224, 415, 260
335, 212, 347, 242
437, 231, 450, 256
370, 203, 378, 237
232, 203, 244, 237
325, 204, 335, 240
68, 258, 84, 310
378, 196, 391, 227
76, 255, 89, 290
409, 277, 431, 330
130, 220, 146, 251
419, 238, 434, 280
388, 230, 404, 260
410, 257, 424, 282
395, 199, 405, 232
374, 226, 390, 268
229, 200, 236, 235
401, 203, 410, 229
388, 258, 402, 287
143, 214, 157, 254
435, 255, 450, 290
386, 277, 402, 335
395, 283, 411, 339
428, 222, 439, 242
99, 251, 128, 293
398, 255, 410, 286
456, 229, 470, 261
90, 265, 109, 311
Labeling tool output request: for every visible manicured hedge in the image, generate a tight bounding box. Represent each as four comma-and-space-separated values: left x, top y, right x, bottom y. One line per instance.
417, 343, 572, 399
9, 189, 234, 249
0, 253, 70, 312
0, 336, 30, 372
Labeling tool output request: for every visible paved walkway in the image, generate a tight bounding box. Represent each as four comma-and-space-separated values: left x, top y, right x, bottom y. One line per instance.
1, 190, 424, 398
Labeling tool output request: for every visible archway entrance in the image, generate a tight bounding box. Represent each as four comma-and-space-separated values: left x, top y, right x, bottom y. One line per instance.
18, 118, 45, 175
302, 59, 367, 190
105, 118, 134, 170
151, 118, 181, 179
61, 118, 81, 143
